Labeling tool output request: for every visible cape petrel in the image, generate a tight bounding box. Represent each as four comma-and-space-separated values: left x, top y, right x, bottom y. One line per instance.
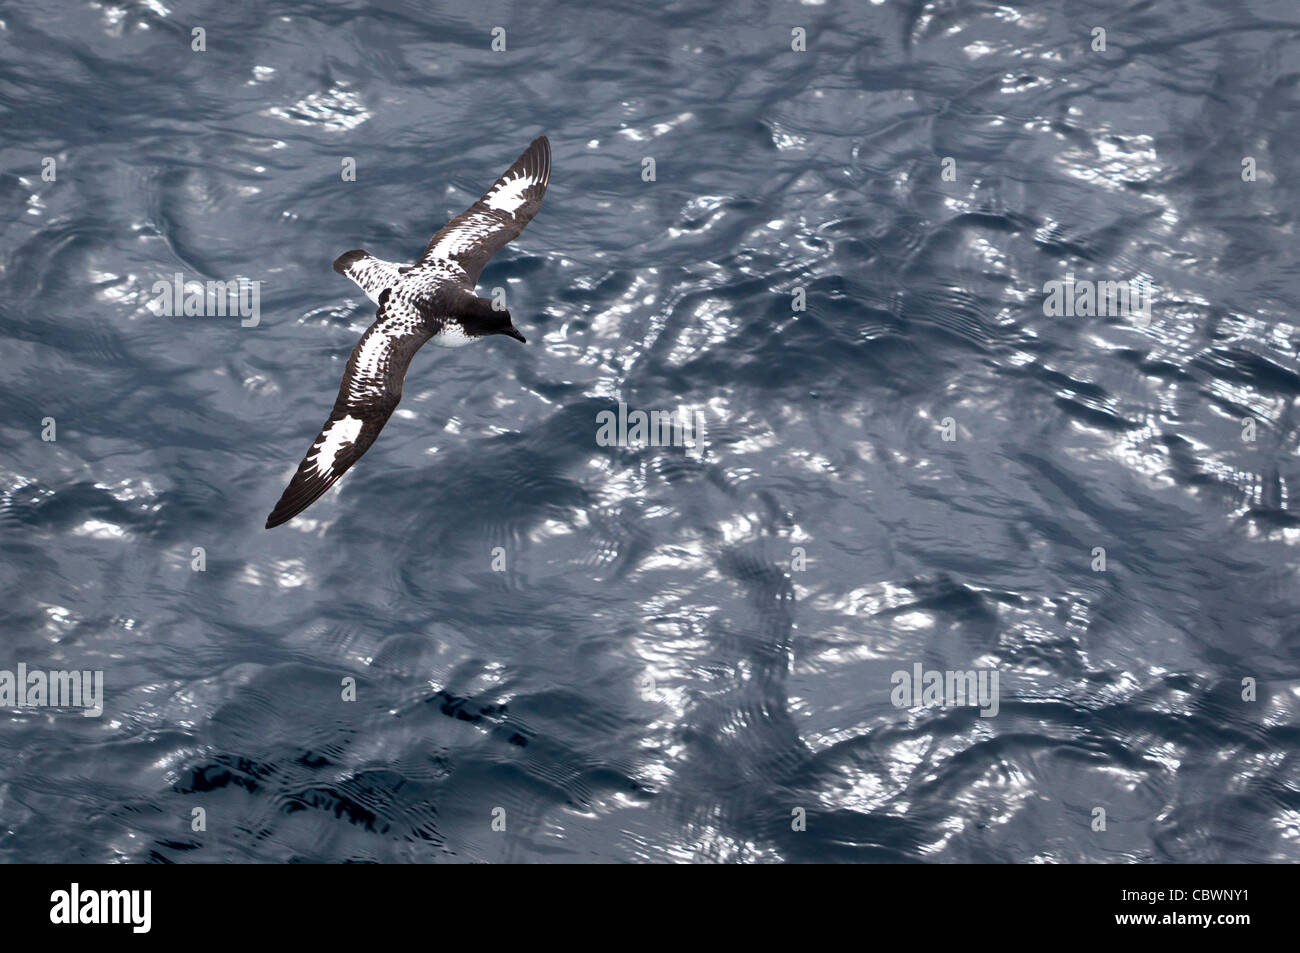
265, 135, 550, 528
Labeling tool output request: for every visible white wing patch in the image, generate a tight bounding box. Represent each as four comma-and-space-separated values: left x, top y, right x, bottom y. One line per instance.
427, 212, 499, 259
344, 300, 428, 405
308, 415, 363, 475
484, 172, 540, 214
349, 331, 393, 402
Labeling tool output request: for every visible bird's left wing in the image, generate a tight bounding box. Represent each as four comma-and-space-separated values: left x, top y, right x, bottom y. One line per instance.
266, 298, 432, 528
419, 135, 550, 287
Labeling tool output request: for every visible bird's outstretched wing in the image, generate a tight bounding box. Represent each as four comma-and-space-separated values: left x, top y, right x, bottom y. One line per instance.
420, 135, 550, 287
266, 298, 432, 528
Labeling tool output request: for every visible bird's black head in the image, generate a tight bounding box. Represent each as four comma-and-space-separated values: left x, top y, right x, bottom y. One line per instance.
457, 294, 526, 343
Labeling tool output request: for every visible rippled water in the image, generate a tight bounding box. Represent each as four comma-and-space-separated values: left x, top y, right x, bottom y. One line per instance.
2, 0, 1299, 863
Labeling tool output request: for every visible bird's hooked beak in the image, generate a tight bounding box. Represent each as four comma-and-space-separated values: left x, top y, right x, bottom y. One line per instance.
500, 326, 526, 343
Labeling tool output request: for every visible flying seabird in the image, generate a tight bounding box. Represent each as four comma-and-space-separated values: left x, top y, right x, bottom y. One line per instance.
265, 135, 550, 528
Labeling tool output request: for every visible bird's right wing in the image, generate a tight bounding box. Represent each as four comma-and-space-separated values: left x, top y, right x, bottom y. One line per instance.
266, 298, 432, 528
419, 135, 550, 287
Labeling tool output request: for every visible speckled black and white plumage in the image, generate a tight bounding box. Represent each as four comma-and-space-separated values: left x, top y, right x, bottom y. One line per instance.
265, 136, 549, 529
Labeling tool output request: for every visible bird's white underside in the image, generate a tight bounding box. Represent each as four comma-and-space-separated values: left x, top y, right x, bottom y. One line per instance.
430, 323, 474, 347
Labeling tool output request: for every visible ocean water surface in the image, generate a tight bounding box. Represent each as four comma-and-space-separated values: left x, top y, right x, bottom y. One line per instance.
2, 0, 1300, 862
